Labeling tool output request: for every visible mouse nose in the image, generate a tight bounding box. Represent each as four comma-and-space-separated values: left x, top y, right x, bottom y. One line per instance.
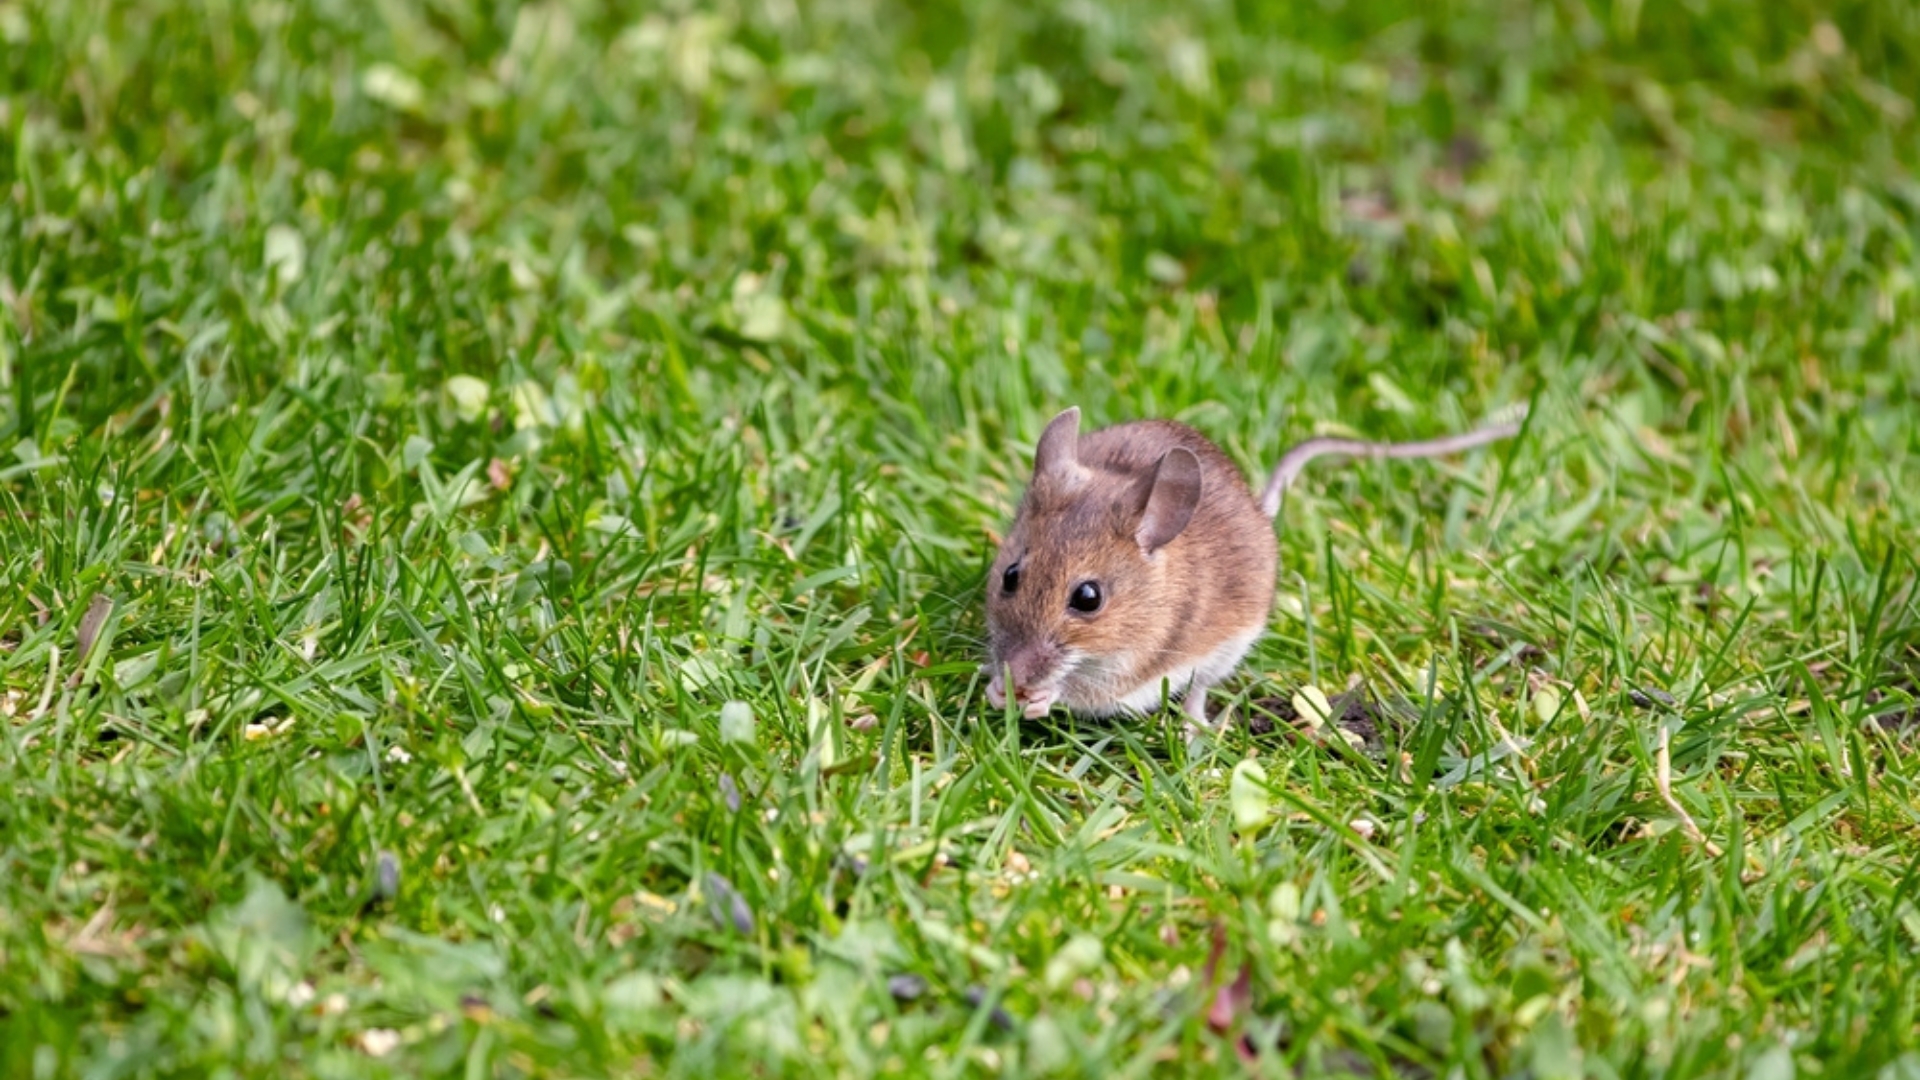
986, 643, 1060, 715
983, 661, 1057, 717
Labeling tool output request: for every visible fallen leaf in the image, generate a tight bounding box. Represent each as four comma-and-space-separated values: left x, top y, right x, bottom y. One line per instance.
1229, 759, 1271, 832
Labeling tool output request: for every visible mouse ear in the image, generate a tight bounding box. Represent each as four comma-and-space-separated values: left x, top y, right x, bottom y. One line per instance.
1033, 407, 1084, 485
1136, 446, 1202, 554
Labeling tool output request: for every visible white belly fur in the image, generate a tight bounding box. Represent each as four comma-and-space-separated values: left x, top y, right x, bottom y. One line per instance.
1100, 626, 1264, 716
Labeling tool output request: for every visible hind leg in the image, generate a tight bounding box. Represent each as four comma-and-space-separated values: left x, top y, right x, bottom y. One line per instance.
1177, 628, 1263, 741
1181, 676, 1221, 742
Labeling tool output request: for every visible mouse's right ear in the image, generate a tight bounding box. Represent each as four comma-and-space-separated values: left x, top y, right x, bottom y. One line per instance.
1136, 446, 1202, 554
1033, 407, 1086, 486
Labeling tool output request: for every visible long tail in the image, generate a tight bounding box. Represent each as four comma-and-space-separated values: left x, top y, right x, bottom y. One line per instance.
1258, 411, 1526, 519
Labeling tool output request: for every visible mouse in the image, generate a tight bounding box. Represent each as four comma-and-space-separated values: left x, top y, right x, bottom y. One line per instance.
981, 406, 1523, 726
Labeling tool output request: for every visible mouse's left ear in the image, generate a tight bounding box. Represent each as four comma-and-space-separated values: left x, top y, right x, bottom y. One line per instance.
1033, 407, 1086, 487
1137, 446, 1202, 554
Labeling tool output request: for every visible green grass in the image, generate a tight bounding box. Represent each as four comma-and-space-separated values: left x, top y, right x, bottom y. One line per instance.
4, 0, 1920, 1075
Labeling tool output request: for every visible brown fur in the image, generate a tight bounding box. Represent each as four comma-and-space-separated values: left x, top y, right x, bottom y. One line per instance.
985, 412, 1276, 716
984, 404, 1523, 722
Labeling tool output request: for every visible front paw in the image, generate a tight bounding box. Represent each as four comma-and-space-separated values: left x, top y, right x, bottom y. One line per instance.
983, 666, 1007, 709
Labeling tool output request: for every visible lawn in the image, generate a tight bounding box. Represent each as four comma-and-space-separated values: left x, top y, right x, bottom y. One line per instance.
4, 0, 1920, 1075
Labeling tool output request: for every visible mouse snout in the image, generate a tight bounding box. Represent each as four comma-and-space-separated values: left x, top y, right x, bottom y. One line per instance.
984, 641, 1062, 717
1012, 683, 1057, 718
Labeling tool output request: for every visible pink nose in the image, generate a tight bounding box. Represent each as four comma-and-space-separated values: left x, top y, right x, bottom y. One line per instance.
984, 667, 1052, 716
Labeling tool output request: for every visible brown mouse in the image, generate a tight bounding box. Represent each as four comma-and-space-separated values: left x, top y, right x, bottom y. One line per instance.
981, 406, 1522, 725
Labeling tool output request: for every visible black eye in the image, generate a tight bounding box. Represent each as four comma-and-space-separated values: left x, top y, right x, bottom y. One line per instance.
1002, 562, 1021, 594
1068, 581, 1102, 613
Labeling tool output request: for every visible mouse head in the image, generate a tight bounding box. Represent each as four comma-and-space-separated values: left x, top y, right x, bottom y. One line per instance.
984, 408, 1203, 717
